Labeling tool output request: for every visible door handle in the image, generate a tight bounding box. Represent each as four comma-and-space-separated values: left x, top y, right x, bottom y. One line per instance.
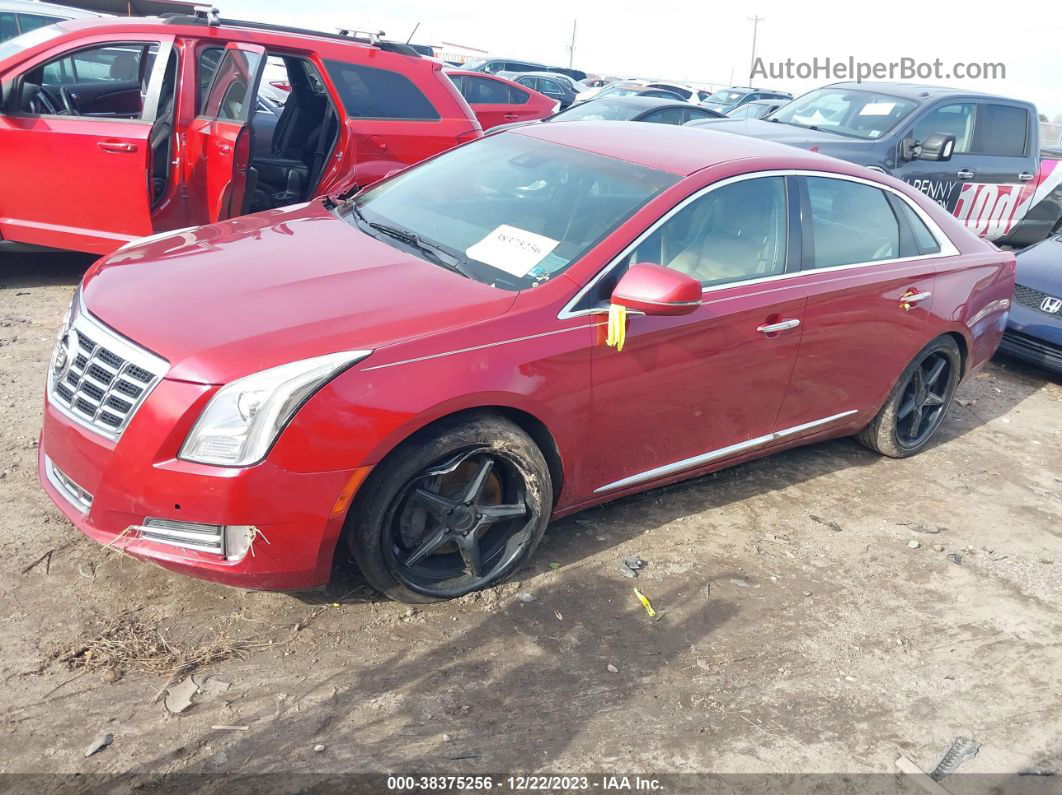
503, 113, 519, 120
215, 142, 232, 155
956, 169, 975, 180
97, 140, 137, 154
756, 318, 801, 334
1018, 172, 1035, 182
901, 290, 931, 310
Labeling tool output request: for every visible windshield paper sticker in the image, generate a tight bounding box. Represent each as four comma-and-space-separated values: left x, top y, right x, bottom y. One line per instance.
859, 102, 896, 115
466, 225, 560, 277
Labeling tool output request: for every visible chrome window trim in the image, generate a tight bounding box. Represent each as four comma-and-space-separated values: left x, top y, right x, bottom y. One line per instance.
558, 169, 959, 320
594, 409, 858, 494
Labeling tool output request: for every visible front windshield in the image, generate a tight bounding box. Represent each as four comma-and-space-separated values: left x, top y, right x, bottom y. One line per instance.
552, 99, 643, 121
0, 23, 65, 61
346, 134, 677, 290
770, 88, 917, 140
461, 58, 488, 70
704, 90, 747, 105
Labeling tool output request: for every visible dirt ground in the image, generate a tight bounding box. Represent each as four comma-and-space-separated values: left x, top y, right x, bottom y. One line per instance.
1, 250, 1061, 787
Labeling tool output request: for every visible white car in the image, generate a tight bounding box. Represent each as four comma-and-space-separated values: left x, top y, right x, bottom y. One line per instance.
0, 0, 105, 42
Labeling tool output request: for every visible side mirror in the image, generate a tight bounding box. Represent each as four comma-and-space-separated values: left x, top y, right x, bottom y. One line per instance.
611, 263, 702, 316
918, 133, 956, 162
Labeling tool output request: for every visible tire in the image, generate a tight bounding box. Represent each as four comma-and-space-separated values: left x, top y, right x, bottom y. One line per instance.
345, 415, 553, 603
857, 336, 962, 458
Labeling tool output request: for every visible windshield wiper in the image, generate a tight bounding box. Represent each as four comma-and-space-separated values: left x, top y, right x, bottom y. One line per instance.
366, 222, 474, 279
334, 200, 474, 279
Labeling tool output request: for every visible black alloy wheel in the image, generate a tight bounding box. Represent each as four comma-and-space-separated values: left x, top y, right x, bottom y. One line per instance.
858, 335, 962, 458
347, 416, 552, 603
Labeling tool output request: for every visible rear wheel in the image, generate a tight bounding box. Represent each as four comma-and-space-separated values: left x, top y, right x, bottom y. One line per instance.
346, 416, 552, 603
857, 336, 961, 458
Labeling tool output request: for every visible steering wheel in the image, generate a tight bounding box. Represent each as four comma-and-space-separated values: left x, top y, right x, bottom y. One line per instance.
27, 86, 59, 115
59, 86, 81, 116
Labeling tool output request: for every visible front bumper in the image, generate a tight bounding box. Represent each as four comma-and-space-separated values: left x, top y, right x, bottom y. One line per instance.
1001, 302, 1062, 374
38, 378, 363, 590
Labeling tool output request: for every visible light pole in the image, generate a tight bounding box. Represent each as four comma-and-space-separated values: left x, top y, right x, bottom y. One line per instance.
568, 19, 577, 68
748, 14, 763, 86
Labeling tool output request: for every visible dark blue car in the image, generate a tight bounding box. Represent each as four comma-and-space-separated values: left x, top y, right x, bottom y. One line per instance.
1000, 235, 1062, 374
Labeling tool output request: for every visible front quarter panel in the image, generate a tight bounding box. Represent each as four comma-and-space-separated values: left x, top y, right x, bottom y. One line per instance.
268, 288, 595, 510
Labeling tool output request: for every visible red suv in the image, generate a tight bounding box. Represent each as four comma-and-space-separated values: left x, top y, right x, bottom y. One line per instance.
0, 14, 481, 254
38, 124, 1013, 602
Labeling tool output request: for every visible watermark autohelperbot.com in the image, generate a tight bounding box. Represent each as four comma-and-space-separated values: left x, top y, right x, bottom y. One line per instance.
751, 56, 1006, 83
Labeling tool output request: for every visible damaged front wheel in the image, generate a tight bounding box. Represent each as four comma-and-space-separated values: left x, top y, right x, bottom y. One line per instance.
345, 416, 552, 602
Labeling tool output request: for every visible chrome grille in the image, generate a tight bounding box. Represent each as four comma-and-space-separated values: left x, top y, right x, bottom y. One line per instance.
47, 298, 168, 440
44, 456, 93, 514
1014, 284, 1061, 315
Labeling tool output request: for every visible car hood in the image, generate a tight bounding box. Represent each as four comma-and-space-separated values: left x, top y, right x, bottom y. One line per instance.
685, 118, 876, 151
82, 202, 517, 384
1015, 235, 1062, 292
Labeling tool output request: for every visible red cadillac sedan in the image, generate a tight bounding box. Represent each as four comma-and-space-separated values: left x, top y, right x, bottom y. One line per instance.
38, 123, 1014, 602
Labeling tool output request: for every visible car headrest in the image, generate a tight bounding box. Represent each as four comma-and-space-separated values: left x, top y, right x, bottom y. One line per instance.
109, 52, 139, 82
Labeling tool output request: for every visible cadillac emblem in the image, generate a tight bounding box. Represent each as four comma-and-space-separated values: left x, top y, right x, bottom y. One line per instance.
52, 330, 74, 382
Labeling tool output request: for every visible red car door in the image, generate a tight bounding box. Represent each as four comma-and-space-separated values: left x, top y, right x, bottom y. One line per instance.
0, 35, 175, 253
183, 41, 265, 224
774, 175, 945, 432
583, 175, 808, 495
456, 73, 549, 130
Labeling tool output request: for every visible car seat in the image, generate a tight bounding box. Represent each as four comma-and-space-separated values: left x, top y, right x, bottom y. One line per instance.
254, 59, 329, 205
667, 182, 784, 283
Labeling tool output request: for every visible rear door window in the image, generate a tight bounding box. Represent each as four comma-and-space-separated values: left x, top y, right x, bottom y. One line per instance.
201, 46, 263, 122
538, 78, 564, 95
974, 104, 1029, 156
460, 75, 510, 104
806, 177, 901, 268
325, 60, 440, 120
0, 13, 17, 41
16, 13, 62, 34
643, 107, 686, 125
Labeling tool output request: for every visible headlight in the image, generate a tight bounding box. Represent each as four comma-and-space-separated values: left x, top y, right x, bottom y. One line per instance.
179, 350, 372, 466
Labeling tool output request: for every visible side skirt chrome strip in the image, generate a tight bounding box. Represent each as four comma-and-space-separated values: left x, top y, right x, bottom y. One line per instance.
593, 409, 859, 494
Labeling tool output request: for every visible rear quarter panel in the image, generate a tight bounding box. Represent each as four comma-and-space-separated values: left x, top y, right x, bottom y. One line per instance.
898, 169, 1018, 375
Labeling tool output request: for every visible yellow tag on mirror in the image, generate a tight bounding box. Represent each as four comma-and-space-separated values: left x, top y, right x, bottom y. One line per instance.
606, 304, 627, 352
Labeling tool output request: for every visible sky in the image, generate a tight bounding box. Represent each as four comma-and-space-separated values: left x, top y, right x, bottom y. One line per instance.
226, 0, 1062, 119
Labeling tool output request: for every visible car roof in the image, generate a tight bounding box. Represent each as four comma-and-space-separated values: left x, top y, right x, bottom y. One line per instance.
823, 81, 1023, 104
34, 15, 424, 55
519, 71, 572, 81
511, 120, 845, 176
576, 95, 691, 111
0, 0, 104, 17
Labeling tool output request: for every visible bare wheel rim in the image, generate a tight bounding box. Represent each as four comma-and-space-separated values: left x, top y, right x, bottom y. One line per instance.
896, 350, 953, 449
383, 447, 535, 596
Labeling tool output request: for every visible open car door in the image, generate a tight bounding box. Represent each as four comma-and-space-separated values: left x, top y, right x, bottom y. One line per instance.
0, 36, 175, 253
185, 41, 266, 224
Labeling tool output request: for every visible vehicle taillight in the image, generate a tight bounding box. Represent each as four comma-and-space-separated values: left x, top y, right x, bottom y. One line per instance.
270, 80, 292, 92
456, 129, 482, 144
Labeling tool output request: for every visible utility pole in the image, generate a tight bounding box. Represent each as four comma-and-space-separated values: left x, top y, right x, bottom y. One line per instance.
748, 14, 763, 86
568, 19, 577, 68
